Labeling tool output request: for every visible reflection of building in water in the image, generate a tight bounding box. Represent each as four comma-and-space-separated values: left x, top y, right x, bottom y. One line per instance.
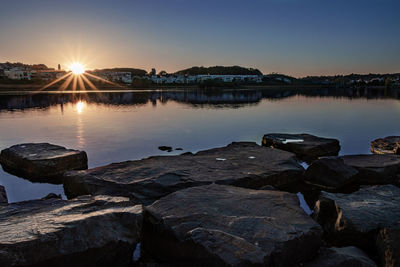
1, 88, 400, 111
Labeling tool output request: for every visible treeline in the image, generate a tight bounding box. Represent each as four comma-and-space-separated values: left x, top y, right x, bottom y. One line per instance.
175, 66, 263, 76
93, 68, 147, 76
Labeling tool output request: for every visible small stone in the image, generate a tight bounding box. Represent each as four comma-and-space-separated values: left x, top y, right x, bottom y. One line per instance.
158, 146, 173, 152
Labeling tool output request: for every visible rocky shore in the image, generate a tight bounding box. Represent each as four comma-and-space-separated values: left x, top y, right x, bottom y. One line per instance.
0, 134, 399, 266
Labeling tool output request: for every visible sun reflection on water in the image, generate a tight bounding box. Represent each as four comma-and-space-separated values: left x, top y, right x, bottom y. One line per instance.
76, 101, 86, 114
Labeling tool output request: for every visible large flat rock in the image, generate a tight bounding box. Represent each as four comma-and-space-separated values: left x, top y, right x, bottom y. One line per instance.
64, 142, 304, 204
0, 195, 142, 267
262, 133, 340, 162
340, 154, 400, 184
314, 185, 400, 257
0, 143, 88, 183
304, 247, 377, 267
142, 184, 322, 266
371, 136, 400, 155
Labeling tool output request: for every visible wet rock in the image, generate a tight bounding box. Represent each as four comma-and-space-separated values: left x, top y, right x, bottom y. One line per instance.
304, 157, 359, 192
0, 185, 7, 204
341, 154, 400, 184
262, 133, 340, 162
314, 185, 400, 256
175, 148, 183, 151
41, 193, 62, 200
304, 246, 377, 267
64, 142, 304, 204
142, 184, 322, 266
376, 227, 400, 267
0, 143, 88, 184
371, 136, 400, 155
0, 195, 142, 267
158, 146, 173, 152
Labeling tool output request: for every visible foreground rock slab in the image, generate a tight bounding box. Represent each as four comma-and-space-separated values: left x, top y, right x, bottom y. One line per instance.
143, 184, 322, 266
340, 154, 400, 184
304, 157, 359, 192
262, 133, 340, 162
314, 185, 400, 258
304, 247, 377, 267
0, 143, 88, 183
0, 195, 142, 267
64, 142, 304, 204
371, 136, 400, 155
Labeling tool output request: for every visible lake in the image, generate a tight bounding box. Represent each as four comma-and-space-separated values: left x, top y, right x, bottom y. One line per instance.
0, 87, 399, 202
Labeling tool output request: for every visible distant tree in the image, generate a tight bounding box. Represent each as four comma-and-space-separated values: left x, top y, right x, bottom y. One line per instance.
158, 70, 167, 76
175, 66, 263, 76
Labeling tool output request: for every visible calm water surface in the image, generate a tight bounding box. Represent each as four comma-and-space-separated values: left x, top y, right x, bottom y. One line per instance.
1, 88, 399, 202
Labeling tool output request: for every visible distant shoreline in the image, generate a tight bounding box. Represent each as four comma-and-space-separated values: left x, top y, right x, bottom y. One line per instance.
0, 83, 397, 95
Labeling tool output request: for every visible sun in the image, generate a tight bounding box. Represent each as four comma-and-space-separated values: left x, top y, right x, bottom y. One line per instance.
69, 62, 85, 75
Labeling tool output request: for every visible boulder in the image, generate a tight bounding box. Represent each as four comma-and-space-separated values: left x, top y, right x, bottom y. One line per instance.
142, 184, 322, 266
304, 246, 377, 267
0, 186, 7, 204
371, 136, 400, 155
0, 195, 142, 267
0, 143, 88, 183
341, 154, 400, 184
376, 227, 400, 267
304, 157, 359, 192
262, 133, 340, 162
314, 185, 400, 256
63, 142, 304, 204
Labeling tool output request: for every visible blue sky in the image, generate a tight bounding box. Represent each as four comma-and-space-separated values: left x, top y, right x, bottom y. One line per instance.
0, 0, 399, 76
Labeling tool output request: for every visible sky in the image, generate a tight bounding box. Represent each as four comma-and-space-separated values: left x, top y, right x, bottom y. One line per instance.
0, 0, 399, 77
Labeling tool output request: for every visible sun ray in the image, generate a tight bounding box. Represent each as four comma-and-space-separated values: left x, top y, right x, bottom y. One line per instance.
81, 74, 99, 91
77, 75, 86, 91
59, 74, 75, 91
84, 72, 126, 88
38, 72, 72, 91
72, 75, 78, 92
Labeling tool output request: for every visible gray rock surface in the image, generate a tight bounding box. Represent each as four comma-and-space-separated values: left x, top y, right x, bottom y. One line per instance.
304, 246, 377, 267
262, 133, 340, 162
0, 185, 7, 204
304, 157, 359, 192
340, 154, 400, 184
0, 195, 142, 267
376, 227, 400, 267
64, 142, 304, 204
143, 184, 322, 267
0, 143, 88, 183
371, 136, 400, 155
314, 185, 400, 254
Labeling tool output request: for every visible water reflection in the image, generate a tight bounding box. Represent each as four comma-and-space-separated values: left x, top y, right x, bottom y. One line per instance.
0, 87, 399, 111
0, 88, 399, 202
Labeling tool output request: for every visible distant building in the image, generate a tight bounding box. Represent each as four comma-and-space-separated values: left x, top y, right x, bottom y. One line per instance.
58, 64, 61, 71
150, 68, 156, 76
